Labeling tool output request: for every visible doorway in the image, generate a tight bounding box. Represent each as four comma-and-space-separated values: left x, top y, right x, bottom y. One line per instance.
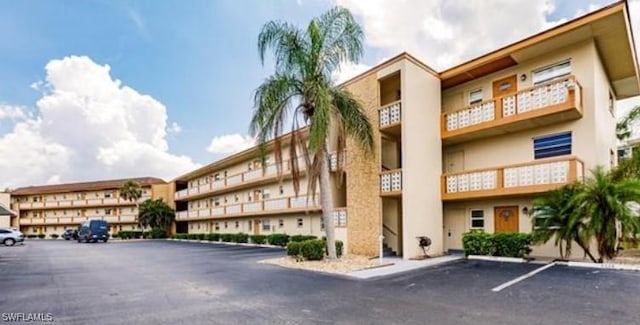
444, 208, 466, 251
494, 206, 519, 233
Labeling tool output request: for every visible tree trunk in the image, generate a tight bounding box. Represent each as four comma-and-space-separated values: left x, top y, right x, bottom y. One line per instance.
576, 239, 598, 263
319, 144, 337, 260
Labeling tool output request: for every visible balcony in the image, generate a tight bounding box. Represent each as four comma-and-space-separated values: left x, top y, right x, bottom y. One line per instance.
174, 157, 308, 201
379, 100, 401, 135
17, 197, 149, 211
174, 194, 321, 221
380, 169, 402, 196
441, 156, 584, 201
442, 76, 583, 144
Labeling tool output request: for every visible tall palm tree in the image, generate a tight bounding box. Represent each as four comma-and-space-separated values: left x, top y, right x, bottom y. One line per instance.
251, 7, 374, 259
574, 167, 640, 261
532, 184, 597, 262
616, 105, 640, 140
119, 180, 143, 224
138, 198, 175, 231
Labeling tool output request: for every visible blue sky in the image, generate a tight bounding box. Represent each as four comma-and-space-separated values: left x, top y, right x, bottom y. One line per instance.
0, 0, 637, 187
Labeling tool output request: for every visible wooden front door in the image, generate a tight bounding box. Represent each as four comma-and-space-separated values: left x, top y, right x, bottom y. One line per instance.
253, 220, 260, 235
492, 75, 518, 98
494, 206, 519, 233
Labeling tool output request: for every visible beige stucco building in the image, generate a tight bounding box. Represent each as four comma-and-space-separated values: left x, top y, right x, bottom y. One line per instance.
2, 2, 637, 260
9, 177, 169, 235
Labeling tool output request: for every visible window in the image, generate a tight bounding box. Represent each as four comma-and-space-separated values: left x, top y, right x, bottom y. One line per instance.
262, 189, 271, 200
197, 224, 200, 230
214, 173, 220, 181
297, 218, 304, 228
235, 221, 239, 229
105, 209, 112, 215
214, 198, 220, 207
533, 132, 572, 159
262, 219, 271, 231
278, 219, 284, 228
32, 197, 38, 202
533, 210, 559, 229
248, 220, 252, 231
105, 192, 113, 198
469, 88, 483, 105
279, 186, 284, 195
234, 195, 239, 202
532, 60, 571, 85
470, 210, 484, 229
215, 223, 220, 231
224, 222, 228, 229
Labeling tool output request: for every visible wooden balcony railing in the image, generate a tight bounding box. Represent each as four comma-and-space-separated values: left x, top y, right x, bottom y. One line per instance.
174, 157, 308, 201
379, 100, 401, 128
380, 168, 402, 195
441, 156, 584, 200
442, 76, 582, 142
174, 194, 321, 221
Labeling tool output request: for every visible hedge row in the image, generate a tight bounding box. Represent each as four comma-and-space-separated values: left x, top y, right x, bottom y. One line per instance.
286, 239, 344, 261
26, 234, 46, 239
172, 233, 295, 246
462, 232, 532, 258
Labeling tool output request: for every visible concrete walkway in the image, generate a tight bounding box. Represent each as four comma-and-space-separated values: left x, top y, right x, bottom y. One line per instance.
348, 254, 463, 279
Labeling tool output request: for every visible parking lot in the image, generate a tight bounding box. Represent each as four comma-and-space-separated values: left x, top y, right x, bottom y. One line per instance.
1, 240, 639, 325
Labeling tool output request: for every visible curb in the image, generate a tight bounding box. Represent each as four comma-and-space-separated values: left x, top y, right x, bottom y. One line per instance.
467, 255, 528, 263
556, 261, 640, 272
166, 238, 285, 249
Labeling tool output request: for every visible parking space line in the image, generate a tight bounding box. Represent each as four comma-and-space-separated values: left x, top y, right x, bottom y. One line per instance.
491, 262, 556, 292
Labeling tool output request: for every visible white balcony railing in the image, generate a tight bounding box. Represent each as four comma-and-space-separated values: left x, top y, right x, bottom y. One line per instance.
379, 101, 401, 128
380, 169, 402, 193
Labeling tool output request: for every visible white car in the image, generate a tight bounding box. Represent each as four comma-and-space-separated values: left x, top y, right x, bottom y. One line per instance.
0, 228, 25, 246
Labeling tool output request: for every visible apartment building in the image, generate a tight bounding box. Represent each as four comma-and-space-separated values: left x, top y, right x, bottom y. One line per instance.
0, 192, 16, 228
10, 177, 169, 235
173, 2, 638, 259
172, 131, 350, 245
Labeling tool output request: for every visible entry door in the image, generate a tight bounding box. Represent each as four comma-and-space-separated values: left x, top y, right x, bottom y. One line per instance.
253, 220, 260, 235
492, 75, 518, 98
494, 206, 519, 233
444, 208, 466, 251
445, 151, 464, 173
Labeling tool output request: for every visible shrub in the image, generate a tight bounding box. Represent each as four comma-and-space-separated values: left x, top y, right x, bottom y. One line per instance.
492, 233, 532, 258
197, 233, 206, 241
322, 239, 344, 258
37, 234, 46, 239
287, 241, 301, 256
233, 233, 249, 243
250, 235, 267, 244
462, 231, 494, 256
220, 234, 233, 242
462, 232, 532, 258
50, 234, 59, 239
267, 233, 290, 247
206, 233, 220, 241
112, 233, 120, 239
150, 228, 166, 239
290, 235, 317, 242
300, 239, 325, 261
187, 233, 199, 240
27, 234, 37, 239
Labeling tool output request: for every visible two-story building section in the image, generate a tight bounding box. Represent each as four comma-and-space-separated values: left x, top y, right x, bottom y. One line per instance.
10, 177, 169, 236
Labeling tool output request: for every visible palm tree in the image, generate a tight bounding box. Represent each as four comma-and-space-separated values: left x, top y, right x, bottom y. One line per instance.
138, 198, 175, 231
119, 180, 143, 224
532, 184, 597, 262
251, 7, 374, 259
616, 105, 640, 140
574, 167, 640, 261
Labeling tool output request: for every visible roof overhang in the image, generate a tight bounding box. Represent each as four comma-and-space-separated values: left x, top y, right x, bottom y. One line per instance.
439, 1, 640, 99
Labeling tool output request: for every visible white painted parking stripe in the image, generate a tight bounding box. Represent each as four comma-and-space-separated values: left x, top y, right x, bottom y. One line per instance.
491, 262, 556, 292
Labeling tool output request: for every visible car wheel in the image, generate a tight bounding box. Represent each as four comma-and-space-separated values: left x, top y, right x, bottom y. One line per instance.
77, 238, 82, 243
103, 239, 108, 243
65, 237, 70, 241
4, 238, 16, 247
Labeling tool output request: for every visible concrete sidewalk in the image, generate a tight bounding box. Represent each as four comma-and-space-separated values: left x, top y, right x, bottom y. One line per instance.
348, 254, 463, 279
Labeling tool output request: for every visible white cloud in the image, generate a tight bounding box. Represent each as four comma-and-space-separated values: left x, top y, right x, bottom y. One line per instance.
0, 105, 29, 121
333, 62, 372, 84
0, 55, 199, 188
335, 0, 608, 70
206, 134, 255, 155
168, 122, 182, 134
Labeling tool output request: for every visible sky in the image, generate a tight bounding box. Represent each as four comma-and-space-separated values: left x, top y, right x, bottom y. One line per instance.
0, 0, 638, 188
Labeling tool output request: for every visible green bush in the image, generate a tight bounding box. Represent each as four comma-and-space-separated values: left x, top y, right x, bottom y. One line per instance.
462, 232, 532, 258
300, 239, 325, 261
492, 233, 532, 258
37, 234, 46, 239
27, 234, 37, 239
286, 241, 301, 256
250, 235, 267, 244
290, 235, 317, 242
322, 239, 344, 258
187, 233, 200, 240
196, 233, 205, 240
206, 233, 220, 241
150, 228, 166, 239
267, 233, 290, 247
220, 233, 233, 242
112, 233, 120, 239
233, 233, 249, 243
50, 234, 59, 239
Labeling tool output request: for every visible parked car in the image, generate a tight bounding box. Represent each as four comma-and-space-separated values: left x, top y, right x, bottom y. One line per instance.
62, 229, 78, 240
77, 219, 109, 243
0, 228, 25, 246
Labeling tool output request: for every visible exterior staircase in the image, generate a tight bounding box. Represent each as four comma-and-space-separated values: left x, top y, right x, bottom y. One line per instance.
383, 243, 397, 257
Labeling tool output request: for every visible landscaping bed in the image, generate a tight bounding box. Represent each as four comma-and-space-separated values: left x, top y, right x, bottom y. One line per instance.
260, 255, 384, 274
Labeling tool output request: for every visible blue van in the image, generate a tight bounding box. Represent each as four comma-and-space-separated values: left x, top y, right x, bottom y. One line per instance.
77, 219, 109, 243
